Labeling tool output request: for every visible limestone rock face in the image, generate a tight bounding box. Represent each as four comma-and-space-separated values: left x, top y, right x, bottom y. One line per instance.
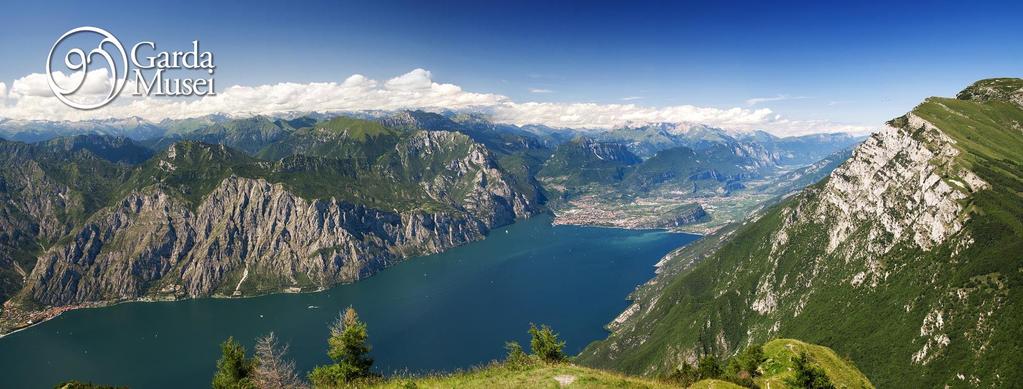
14, 130, 538, 310
24, 172, 533, 307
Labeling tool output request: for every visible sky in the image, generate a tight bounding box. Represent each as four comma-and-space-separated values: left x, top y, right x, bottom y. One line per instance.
0, 0, 1020, 135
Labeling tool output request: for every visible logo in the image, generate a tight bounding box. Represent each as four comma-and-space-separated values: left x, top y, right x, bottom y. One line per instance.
47, 27, 216, 110
47, 27, 127, 110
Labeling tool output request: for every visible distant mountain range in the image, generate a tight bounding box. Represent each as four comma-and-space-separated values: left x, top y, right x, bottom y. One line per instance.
0, 108, 865, 337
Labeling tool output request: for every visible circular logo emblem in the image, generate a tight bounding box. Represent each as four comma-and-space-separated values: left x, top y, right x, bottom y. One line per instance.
46, 27, 128, 110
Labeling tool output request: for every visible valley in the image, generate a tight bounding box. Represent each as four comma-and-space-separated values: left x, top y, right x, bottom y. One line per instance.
1, 78, 1018, 389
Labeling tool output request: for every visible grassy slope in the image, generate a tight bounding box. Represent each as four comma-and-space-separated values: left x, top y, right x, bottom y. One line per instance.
756, 339, 873, 389
577, 79, 1023, 387
687, 380, 745, 389
367, 339, 869, 389
370, 363, 676, 389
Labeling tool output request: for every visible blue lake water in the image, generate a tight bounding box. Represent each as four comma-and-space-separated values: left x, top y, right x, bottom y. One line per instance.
0, 214, 697, 388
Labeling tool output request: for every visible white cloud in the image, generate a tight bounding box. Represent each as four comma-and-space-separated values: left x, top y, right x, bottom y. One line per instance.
529, 88, 554, 94
621, 96, 644, 101
0, 82, 6, 103
745, 94, 810, 106
383, 68, 434, 90
0, 68, 870, 136
492, 102, 776, 129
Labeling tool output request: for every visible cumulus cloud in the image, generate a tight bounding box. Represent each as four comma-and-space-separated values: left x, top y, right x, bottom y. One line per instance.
0, 68, 870, 136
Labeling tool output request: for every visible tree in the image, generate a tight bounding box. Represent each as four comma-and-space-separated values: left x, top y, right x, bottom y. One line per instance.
724, 343, 766, 385
786, 352, 836, 389
504, 341, 531, 368
665, 362, 700, 387
309, 306, 375, 387
738, 344, 766, 376
213, 337, 256, 389
697, 355, 722, 380
528, 323, 566, 363
253, 332, 307, 389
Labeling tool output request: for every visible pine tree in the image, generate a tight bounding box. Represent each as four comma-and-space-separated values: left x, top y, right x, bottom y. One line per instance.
528, 323, 566, 363
309, 306, 374, 387
212, 337, 256, 389
697, 355, 722, 380
786, 352, 836, 389
666, 362, 700, 387
252, 332, 307, 389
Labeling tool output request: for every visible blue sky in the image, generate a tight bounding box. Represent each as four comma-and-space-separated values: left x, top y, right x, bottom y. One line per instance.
0, 0, 1020, 133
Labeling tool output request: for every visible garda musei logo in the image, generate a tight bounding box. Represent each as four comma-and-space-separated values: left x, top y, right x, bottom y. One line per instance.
46, 26, 216, 110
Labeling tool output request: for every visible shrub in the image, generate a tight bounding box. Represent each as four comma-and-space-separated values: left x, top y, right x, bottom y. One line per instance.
528, 323, 566, 363
665, 362, 700, 387
309, 306, 375, 387
786, 352, 836, 389
697, 355, 722, 380
212, 337, 256, 389
504, 341, 532, 368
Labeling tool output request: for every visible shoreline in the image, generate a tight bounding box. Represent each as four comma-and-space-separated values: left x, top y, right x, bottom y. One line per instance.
550, 213, 708, 235
0, 213, 544, 338
0, 212, 702, 339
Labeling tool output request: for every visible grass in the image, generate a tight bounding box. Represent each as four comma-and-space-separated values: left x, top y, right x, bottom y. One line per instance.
368, 362, 677, 389
686, 379, 745, 389
757, 339, 873, 389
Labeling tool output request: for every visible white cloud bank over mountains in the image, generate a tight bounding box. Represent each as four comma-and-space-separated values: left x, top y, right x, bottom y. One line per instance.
0, 68, 870, 136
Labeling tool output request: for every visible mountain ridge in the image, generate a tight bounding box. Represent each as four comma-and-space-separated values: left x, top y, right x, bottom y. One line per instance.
577, 78, 1023, 387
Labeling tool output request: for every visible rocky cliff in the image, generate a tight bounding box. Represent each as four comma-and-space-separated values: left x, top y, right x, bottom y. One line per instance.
0, 125, 538, 334
578, 78, 1023, 387
25, 176, 500, 306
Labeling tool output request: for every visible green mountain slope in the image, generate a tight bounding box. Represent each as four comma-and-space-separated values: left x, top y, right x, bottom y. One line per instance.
40, 134, 154, 165
624, 144, 759, 194
578, 78, 1023, 387
0, 139, 134, 306
538, 137, 642, 187
755, 339, 873, 389
256, 116, 403, 162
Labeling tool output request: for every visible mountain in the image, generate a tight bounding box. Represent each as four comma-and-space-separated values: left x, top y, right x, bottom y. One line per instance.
578, 78, 1023, 387
149, 116, 298, 155
599, 122, 863, 166
158, 114, 233, 135
752, 148, 855, 195
0, 117, 167, 142
39, 134, 154, 165
0, 120, 541, 334
538, 136, 642, 187
751, 132, 866, 166
624, 144, 764, 195
0, 139, 134, 307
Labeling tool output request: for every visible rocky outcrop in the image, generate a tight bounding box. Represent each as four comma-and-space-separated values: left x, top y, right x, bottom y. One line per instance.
652, 205, 709, 228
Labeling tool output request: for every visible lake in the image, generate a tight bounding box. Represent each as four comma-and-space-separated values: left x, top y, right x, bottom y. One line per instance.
0, 214, 697, 388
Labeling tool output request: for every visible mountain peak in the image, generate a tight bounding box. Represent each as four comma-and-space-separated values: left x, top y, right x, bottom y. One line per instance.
955, 77, 1023, 107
